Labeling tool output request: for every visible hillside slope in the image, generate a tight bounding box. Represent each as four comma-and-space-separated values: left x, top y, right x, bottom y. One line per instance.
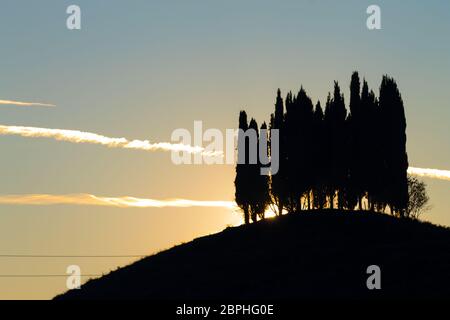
56, 210, 450, 299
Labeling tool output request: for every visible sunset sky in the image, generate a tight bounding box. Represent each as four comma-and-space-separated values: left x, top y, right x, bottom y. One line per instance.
0, 0, 449, 299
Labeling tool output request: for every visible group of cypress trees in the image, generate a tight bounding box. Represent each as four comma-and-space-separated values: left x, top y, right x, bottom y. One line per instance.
235, 72, 409, 224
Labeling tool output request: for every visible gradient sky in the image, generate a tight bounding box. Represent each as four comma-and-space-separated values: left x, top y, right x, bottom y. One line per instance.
0, 0, 449, 299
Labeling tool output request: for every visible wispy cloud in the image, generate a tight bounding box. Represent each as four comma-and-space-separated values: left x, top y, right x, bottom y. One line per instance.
0, 194, 236, 209
408, 167, 450, 182
0, 100, 56, 108
1, 125, 449, 183
0, 124, 220, 156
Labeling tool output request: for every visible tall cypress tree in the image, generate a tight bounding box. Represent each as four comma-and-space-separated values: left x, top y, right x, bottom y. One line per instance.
323, 93, 335, 208
361, 80, 383, 211
327, 82, 348, 209
312, 101, 327, 209
270, 89, 287, 215
297, 88, 315, 209
343, 112, 358, 211
284, 91, 298, 212
379, 76, 409, 216
247, 118, 263, 222
256, 122, 271, 219
349, 72, 364, 209
285, 87, 314, 211
235, 111, 251, 224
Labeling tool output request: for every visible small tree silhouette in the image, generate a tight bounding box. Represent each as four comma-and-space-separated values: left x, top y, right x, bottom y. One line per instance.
406, 175, 430, 219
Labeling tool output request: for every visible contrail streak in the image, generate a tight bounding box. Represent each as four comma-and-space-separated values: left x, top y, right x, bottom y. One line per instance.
0, 194, 236, 209
0, 124, 220, 156
0, 100, 56, 107
408, 167, 450, 182
0, 125, 448, 182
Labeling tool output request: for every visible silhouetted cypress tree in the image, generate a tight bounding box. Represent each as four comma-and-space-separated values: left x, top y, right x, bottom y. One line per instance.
323, 93, 335, 208
247, 118, 263, 222
348, 72, 365, 209
284, 91, 298, 212
235, 111, 251, 224
297, 88, 315, 209
361, 80, 383, 211
343, 113, 358, 211
256, 122, 271, 219
350, 72, 362, 118
270, 89, 287, 215
369, 90, 383, 211
379, 76, 409, 216
326, 82, 348, 209
285, 87, 314, 211
312, 101, 327, 209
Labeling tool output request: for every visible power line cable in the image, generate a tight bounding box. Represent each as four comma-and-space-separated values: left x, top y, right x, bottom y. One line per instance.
0, 274, 101, 278
0, 254, 146, 258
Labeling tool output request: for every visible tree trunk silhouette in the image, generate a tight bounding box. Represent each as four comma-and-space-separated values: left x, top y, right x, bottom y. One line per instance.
329, 193, 334, 209
278, 201, 284, 216
251, 212, 257, 223
244, 207, 250, 224
307, 192, 311, 210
